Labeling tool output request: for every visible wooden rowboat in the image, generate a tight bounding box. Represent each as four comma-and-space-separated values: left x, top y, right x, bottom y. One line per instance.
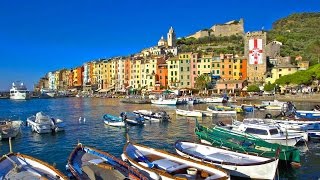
175, 141, 279, 179
0, 153, 67, 180
67, 143, 148, 180
122, 140, 230, 180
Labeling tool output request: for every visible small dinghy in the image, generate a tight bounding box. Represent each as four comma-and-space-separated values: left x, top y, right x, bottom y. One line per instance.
175, 141, 279, 179
0, 138, 67, 180
120, 112, 145, 125
133, 110, 170, 122
176, 109, 203, 117
0, 120, 22, 139
122, 139, 229, 180
67, 143, 148, 180
103, 114, 125, 127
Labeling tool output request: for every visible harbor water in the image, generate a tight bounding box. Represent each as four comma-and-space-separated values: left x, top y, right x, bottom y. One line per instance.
0, 98, 319, 179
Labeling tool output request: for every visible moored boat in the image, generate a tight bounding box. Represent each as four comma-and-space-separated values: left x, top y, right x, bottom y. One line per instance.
0, 120, 22, 139
27, 112, 65, 134
204, 97, 225, 103
103, 114, 125, 127
120, 112, 145, 125
195, 122, 301, 167
0, 152, 67, 179
229, 121, 303, 146
175, 141, 279, 179
122, 141, 230, 180
175, 109, 202, 117
9, 81, 30, 100
133, 110, 170, 122
151, 98, 177, 105
207, 106, 237, 115
66, 143, 148, 180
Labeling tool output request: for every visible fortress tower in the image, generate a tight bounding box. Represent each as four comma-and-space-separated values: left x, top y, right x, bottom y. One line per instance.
244, 31, 267, 83
167, 27, 176, 47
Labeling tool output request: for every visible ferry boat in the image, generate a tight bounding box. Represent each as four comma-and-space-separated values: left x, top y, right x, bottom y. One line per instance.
9, 81, 30, 100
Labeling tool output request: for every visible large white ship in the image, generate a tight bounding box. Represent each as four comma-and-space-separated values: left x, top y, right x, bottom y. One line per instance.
10, 81, 30, 100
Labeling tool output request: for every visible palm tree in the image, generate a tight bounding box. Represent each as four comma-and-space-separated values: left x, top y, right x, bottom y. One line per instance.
195, 74, 211, 91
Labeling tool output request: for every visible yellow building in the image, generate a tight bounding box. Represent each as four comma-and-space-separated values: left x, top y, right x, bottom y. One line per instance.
167, 56, 180, 88
142, 58, 157, 91
130, 58, 142, 89
198, 54, 212, 75
178, 53, 192, 88
54, 71, 61, 90
265, 63, 298, 84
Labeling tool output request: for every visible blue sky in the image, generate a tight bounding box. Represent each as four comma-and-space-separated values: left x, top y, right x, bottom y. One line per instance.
0, 0, 319, 91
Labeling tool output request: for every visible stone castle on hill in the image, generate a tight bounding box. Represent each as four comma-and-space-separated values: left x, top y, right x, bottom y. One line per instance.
187, 18, 244, 39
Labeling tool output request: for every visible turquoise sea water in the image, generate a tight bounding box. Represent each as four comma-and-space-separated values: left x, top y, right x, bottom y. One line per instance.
0, 98, 319, 179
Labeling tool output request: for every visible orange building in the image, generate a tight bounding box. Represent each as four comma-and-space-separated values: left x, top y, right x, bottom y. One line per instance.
73, 66, 84, 88
155, 57, 168, 90
124, 58, 131, 89
240, 59, 247, 80
68, 70, 74, 88
220, 54, 234, 80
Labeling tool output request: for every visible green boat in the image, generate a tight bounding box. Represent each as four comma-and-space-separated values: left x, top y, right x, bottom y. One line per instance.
195, 121, 301, 167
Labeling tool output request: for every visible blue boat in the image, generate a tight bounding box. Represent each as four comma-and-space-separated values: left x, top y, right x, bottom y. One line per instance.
120, 112, 145, 126
294, 110, 320, 119
241, 104, 254, 112
67, 143, 148, 180
103, 114, 125, 127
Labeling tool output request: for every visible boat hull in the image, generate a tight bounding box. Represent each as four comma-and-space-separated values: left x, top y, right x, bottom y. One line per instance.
0, 153, 67, 179
176, 109, 202, 117
175, 141, 278, 179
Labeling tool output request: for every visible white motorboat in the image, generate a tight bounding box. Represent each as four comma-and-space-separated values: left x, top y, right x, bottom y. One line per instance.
176, 109, 202, 117
0, 152, 67, 179
133, 110, 170, 122
151, 98, 177, 105
240, 118, 309, 142
231, 121, 303, 146
40, 88, 57, 98
27, 112, 65, 134
122, 141, 230, 180
204, 97, 225, 103
9, 81, 30, 100
175, 141, 279, 180
0, 120, 22, 139
103, 114, 125, 127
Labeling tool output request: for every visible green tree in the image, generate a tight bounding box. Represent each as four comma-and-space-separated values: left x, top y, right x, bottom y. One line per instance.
195, 74, 211, 90
247, 84, 260, 92
264, 83, 275, 91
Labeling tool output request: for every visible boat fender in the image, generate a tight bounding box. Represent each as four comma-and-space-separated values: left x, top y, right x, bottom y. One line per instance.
149, 172, 161, 180
121, 154, 128, 161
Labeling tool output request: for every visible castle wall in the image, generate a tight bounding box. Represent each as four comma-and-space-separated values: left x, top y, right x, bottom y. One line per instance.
211, 19, 244, 37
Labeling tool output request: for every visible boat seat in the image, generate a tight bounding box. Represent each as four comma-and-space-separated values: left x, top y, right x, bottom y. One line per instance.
88, 159, 105, 165
152, 159, 188, 173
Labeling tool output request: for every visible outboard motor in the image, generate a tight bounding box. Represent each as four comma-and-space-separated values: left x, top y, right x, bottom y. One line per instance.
265, 113, 272, 119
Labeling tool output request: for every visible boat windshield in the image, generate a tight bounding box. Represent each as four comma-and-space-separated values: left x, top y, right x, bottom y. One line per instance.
269, 128, 279, 135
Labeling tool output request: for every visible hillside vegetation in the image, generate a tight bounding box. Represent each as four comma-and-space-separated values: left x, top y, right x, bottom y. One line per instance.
275, 64, 320, 85
268, 12, 320, 65
177, 35, 244, 55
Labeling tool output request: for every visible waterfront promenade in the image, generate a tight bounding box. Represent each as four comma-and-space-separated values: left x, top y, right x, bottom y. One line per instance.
237, 93, 320, 103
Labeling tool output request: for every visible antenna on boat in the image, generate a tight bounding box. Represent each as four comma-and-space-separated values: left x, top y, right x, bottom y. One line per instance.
9, 137, 13, 153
